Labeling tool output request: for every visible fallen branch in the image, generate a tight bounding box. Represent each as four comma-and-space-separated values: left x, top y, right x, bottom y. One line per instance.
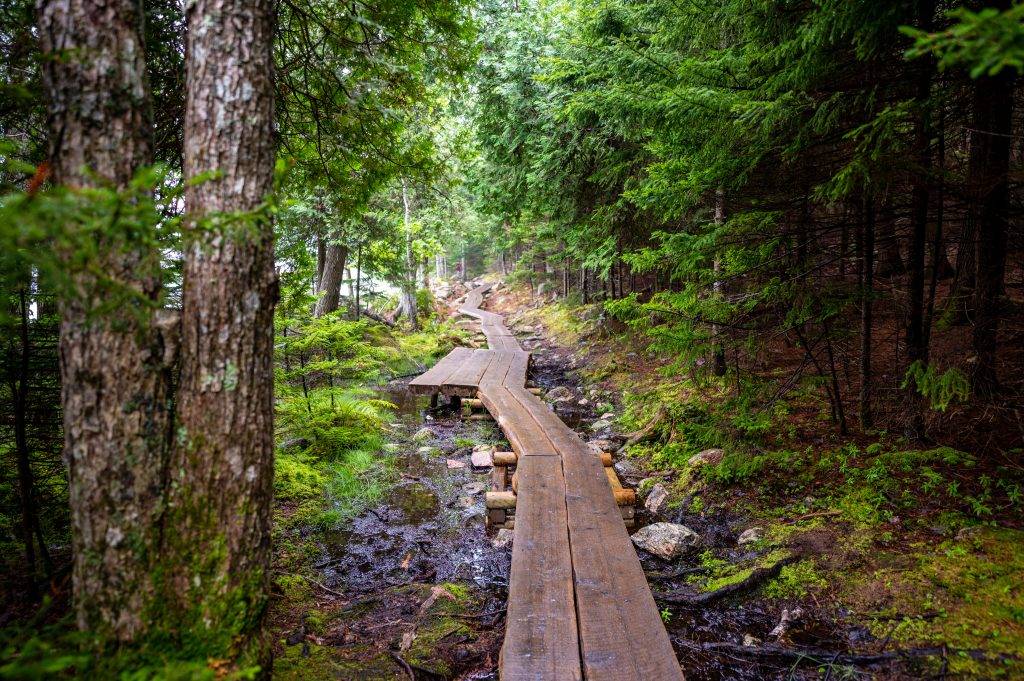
654, 554, 801, 606
783, 509, 842, 525
624, 404, 668, 448
357, 305, 396, 328
672, 639, 1018, 667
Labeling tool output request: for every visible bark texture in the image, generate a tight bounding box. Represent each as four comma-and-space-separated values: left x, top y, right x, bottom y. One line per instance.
314, 240, 347, 317
170, 0, 277, 653
38, 0, 174, 641
968, 54, 1014, 394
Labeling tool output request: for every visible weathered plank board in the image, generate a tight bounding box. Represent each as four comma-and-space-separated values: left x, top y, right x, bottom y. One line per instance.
501, 454, 582, 681
408, 346, 473, 394
409, 282, 683, 681
442, 348, 495, 397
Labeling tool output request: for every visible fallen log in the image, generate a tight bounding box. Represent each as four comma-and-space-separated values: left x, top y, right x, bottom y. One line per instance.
654, 554, 800, 606
624, 404, 668, 448
671, 639, 1019, 667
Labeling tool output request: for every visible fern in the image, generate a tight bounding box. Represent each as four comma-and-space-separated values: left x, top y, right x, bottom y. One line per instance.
902, 360, 970, 412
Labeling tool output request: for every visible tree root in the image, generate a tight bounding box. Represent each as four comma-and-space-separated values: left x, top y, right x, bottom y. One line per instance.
654, 554, 800, 606
673, 639, 1018, 667
624, 404, 668, 448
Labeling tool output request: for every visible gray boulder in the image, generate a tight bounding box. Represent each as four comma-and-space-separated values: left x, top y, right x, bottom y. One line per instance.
631, 522, 700, 560
546, 386, 573, 402
613, 459, 641, 480
413, 427, 433, 442
590, 419, 612, 431
644, 483, 671, 516
689, 448, 724, 467
492, 528, 514, 549
737, 527, 764, 545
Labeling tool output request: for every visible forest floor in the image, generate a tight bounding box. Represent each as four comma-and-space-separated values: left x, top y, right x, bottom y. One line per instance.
268, 306, 509, 680
486, 282, 1024, 680
267, 280, 1023, 680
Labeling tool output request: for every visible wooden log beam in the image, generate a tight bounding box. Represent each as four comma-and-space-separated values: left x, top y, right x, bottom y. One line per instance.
485, 491, 517, 509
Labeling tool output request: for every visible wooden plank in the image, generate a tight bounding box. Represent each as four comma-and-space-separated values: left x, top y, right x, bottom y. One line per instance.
454, 284, 683, 681
479, 385, 558, 457
441, 348, 494, 397
506, 387, 683, 681
408, 346, 473, 394
501, 454, 582, 681
480, 350, 513, 388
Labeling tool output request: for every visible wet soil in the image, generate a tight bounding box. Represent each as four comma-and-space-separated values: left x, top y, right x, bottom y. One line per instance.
510, 312, 921, 680
272, 383, 510, 680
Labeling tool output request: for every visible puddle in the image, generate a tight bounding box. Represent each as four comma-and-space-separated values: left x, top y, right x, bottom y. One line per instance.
276, 379, 511, 679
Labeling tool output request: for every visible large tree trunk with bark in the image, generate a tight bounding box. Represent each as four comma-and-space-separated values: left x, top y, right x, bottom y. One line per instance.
170, 0, 277, 659
38, 0, 174, 642
968, 53, 1015, 395
398, 179, 419, 329
904, 4, 934, 438
314, 240, 347, 316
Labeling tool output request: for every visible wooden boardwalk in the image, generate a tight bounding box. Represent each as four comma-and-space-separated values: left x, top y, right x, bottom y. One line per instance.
410, 284, 684, 681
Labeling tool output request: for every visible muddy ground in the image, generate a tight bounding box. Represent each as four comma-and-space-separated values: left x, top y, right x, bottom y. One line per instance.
270, 294, 952, 680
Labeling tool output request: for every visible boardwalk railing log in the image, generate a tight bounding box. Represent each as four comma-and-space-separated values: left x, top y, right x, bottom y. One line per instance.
410, 283, 684, 681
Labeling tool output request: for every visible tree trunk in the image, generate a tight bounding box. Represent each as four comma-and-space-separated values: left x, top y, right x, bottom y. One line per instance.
969, 53, 1015, 395
38, 0, 174, 642
314, 240, 347, 317
904, 1, 935, 438
315, 234, 326, 293
11, 288, 38, 601
355, 242, 362, 319
712, 190, 727, 377
171, 0, 277, 660
860, 198, 875, 430
399, 179, 419, 329
876, 199, 905, 277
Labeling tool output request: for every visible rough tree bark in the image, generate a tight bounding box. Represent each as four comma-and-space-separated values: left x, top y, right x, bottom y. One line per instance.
860, 198, 875, 430
711, 190, 727, 377
399, 178, 419, 329
38, 0, 174, 641
904, 2, 934, 437
968, 34, 1015, 395
314, 239, 347, 317
170, 0, 277, 658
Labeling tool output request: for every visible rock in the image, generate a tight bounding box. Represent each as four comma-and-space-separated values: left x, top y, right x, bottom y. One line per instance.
279, 437, 311, 451
638, 477, 659, 496
471, 448, 493, 469
463, 481, 487, 495
614, 459, 641, 479
644, 483, 670, 516
518, 324, 534, 333
546, 386, 573, 402
577, 397, 590, 406
413, 427, 433, 442
417, 446, 435, 455
589, 438, 619, 453
630, 522, 700, 560
492, 528, 514, 549
737, 527, 764, 545
742, 633, 761, 647
769, 607, 804, 639
590, 419, 612, 431
599, 412, 615, 421
446, 459, 466, 469
689, 448, 724, 467
458, 495, 476, 508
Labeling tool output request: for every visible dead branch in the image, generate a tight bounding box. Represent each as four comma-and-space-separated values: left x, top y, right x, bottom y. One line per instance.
654, 554, 801, 606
